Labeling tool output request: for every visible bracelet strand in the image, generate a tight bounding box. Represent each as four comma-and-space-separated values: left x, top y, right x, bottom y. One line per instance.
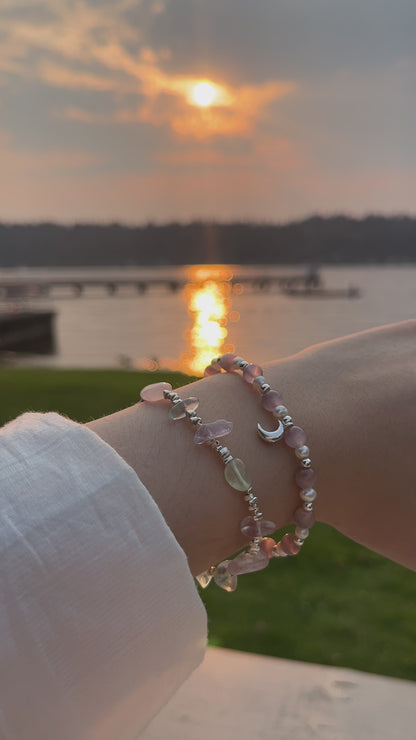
140, 381, 278, 591
205, 352, 317, 558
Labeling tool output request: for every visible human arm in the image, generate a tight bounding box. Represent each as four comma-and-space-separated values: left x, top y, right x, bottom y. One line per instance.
87, 320, 416, 574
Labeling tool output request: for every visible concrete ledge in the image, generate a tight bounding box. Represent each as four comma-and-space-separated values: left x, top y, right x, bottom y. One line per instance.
142, 647, 416, 739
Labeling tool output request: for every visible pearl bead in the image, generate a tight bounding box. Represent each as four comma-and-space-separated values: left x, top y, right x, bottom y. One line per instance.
295, 526, 309, 540
253, 375, 266, 392
273, 404, 288, 418
295, 445, 310, 459
300, 488, 317, 502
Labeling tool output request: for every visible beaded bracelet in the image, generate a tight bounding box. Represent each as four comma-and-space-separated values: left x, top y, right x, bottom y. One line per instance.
140, 381, 279, 591
204, 352, 317, 558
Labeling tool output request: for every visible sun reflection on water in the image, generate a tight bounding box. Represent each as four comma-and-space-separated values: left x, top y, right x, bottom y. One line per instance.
182, 265, 236, 375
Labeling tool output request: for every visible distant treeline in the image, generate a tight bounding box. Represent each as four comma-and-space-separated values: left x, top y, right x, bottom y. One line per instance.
0, 216, 415, 266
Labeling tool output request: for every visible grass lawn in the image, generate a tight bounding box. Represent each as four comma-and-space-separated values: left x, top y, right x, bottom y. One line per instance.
1, 367, 415, 682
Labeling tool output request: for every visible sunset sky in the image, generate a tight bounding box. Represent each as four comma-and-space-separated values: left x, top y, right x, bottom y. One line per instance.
1, 0, 415, 224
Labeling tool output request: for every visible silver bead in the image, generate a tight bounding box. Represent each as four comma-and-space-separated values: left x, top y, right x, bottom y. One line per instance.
239, 360, 249, 369
282, 415, 293, 427
261, 383, 271, 394
300, 488, 317, 502
294, 537, 305, 546
253, 511, 263, 520
273, 404, 288, 419
303, 501, 314, 512
217, 446, 230, 457
253, 375, 266, 392
248, 496, 258, 506
190, 416, 202, 425
301, 457, 312, 468
295, 526, 309, 540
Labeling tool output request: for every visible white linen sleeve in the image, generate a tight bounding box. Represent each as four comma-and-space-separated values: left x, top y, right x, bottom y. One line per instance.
0, 412, 207, 740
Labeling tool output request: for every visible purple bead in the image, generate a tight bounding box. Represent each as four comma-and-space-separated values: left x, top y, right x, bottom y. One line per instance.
293, 507, 315, 528
284, 425, 307, 448
219, 353, 237, 371
295, 467, 316, 488
280, 533, 302, 556
140, 382, 172, 402
262, 389, 283, 411
228, 550, 269, 576
242, 364, 263, 384
194, 419, 233, 444
240, 515, 277, 538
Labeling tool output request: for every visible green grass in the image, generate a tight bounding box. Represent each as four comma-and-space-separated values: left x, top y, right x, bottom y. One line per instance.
1, 368, 415, 682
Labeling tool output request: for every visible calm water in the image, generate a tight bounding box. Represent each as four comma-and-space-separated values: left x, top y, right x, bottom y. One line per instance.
2, 265, 415, 370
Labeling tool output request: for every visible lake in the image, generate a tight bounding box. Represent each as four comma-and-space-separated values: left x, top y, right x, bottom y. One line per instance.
1, 264, 415, 372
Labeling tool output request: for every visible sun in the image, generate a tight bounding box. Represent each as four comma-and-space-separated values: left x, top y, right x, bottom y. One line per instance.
191, 81, 217, 107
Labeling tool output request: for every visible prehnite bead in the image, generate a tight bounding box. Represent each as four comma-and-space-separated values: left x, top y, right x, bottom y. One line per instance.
242, 364, 263, 384
213, 560, 237, 592
262, 389, 283, 411
168, 397, 199, 420
284, 425, 307, 448
224, 458, 251, 491
193, 419, 233, 444
140, 381, 172, 402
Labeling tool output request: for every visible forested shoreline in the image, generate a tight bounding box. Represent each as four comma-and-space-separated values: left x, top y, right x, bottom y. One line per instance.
1, 216, 415, 266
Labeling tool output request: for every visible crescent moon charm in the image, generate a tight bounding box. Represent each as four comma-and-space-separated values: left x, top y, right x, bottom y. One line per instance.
257, 420, 285, 443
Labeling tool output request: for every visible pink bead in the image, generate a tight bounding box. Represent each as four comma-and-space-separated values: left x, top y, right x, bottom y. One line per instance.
228, 550, 269, 576
140, 382, 172, 402
262, 389, 283, 411
194, 419, 233, 444
240, 515, 277, 538
204, 364, 221, 377
280, 533, 302, 556
293, 507, 315, 528
219, 353, 236, 371
260, 537, 276, 559
284, 425, 307, 448
242, 364, 263, 384
295, 467, 316, 488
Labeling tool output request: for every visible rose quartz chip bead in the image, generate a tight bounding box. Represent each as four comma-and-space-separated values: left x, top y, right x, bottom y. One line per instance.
194, 419, 233, 444
140, 382, 172, 402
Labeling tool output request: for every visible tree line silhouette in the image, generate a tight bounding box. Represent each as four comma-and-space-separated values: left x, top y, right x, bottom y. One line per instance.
0, 216, 415, 267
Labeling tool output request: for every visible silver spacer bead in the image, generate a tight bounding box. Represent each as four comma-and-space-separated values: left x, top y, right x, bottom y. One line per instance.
261, 383, 271, 394
190, 416, 202, 425
294, 537, 305, 546
253, 511, 263, 520
301, 457, 312, 468
239, 360, 249, 369
282, 415, 294, 428
303, 501, 314, 512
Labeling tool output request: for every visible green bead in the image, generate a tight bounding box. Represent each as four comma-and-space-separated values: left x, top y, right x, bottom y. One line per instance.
224, 458, 251, 491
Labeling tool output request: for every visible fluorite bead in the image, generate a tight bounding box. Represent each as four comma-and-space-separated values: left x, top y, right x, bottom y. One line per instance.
140, 382, 172, 402
262, 389, 283, 411
295, 467, 316, 488
242, 364, 263, 384
293, 507, 315, 528
219, 353, 237, 371
168, 397, 199, 420
240, 515, 277, 538
213, 560, 237, 592
284, 425, 307, 448
260, 537, 276, 558
224, 458, 251, 491
280, 533, 302, 556
227, 550, 269, 576
195, 570, 213, 588
194, 419, 233, 444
